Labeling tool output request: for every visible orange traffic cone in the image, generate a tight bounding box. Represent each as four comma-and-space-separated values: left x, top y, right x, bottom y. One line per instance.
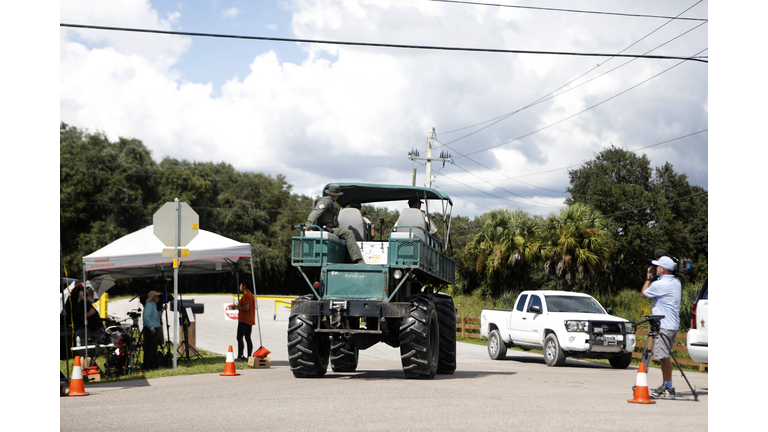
220, 345, 240, 376
628, 362, 656, 404
67, 356, 90, 397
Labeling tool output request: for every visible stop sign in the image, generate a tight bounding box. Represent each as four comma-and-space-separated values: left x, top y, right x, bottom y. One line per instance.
153, 201, 199, 247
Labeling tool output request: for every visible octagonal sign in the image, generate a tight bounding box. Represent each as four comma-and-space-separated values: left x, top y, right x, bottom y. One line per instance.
153, 201, 199, 247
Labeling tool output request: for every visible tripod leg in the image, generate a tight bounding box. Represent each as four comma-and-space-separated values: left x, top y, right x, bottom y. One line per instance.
658, 332, 699, 401
640, 333, 653, 372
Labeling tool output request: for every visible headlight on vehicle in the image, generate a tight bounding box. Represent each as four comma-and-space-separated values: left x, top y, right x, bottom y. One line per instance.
565, 320, 589, 332
393, 269, 403, 280
624, 322, 635, 334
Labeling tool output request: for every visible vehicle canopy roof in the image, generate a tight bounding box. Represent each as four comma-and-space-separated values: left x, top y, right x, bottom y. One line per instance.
323, 183, 453, 207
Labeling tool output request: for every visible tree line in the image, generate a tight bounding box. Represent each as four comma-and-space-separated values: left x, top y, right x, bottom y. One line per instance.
449, 145, 708, 298
60, 123, 707, 298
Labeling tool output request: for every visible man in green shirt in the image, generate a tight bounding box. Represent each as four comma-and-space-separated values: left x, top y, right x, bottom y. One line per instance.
304, 184, 364, 264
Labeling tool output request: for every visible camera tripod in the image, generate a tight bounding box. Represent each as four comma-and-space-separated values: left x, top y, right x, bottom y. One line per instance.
635, 315, 698, 401
175, 297, 203, 363
160, 292, 203, 363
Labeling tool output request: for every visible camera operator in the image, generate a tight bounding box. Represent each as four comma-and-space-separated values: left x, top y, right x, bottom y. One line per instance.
641, 255, 682, 398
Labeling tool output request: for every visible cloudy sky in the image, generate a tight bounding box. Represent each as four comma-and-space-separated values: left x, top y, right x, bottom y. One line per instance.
56, 0, 711, 218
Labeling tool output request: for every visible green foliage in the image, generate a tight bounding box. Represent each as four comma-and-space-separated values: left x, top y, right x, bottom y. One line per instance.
60, 123, 159, 277
61, 125, 706, 304
540, 203, 612, 293
60, 123, 309, 295
463, 209, 542, 296
566, 145, 708, 292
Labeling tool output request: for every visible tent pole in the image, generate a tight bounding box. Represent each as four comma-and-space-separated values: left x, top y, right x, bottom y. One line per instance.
173, 198, 179, 373
60, 242, 71, 376
82, 267, 89, 374
249, 258, 263, 348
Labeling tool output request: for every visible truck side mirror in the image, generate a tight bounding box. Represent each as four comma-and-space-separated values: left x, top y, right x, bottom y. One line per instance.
529, 305, 541, 314
606, 308, 613, 314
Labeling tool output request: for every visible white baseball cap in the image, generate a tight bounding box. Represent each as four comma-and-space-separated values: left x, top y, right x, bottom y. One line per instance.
652, 256, 675, 271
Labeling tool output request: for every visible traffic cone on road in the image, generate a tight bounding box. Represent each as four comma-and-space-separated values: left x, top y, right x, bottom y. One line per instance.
67, 356, 90, 397
220, 346, 240, 376
627, 362, 656, 404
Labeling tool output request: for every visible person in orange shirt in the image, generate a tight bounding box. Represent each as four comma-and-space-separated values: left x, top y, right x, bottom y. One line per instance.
235, 278, 256, 362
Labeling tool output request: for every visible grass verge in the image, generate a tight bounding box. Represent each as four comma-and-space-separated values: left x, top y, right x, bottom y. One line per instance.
60, 349, 227, 383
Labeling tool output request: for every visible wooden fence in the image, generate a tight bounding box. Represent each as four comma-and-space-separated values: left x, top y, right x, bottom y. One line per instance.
455, 316, 707, 372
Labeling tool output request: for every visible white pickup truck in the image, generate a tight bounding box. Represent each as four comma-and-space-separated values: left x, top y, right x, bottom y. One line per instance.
480, 290, 636, 368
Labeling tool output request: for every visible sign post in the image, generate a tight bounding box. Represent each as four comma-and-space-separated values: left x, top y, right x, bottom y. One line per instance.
153, 199, 199, 372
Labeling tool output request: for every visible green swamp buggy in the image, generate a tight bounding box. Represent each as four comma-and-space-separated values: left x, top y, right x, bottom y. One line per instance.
289, 183, 456, 379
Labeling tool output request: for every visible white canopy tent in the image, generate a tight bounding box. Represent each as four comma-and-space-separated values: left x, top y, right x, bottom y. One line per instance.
71, 225, 262, 373
83, 225, 253, 287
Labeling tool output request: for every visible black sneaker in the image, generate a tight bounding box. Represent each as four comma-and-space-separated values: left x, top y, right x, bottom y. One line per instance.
652, 385, 676, 398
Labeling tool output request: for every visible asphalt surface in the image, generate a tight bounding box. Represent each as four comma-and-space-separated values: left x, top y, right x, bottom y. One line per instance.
60, 295, 709, 431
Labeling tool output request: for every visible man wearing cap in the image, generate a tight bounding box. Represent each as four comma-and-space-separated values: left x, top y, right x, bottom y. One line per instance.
408, 196, 438, 236
304, 184, 364, 264
142, 291, 162, 369
641, 255, 682, 398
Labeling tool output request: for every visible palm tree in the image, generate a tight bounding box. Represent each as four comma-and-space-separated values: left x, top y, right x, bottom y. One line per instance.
540, 203, 612, 291
465, 209, 540, 294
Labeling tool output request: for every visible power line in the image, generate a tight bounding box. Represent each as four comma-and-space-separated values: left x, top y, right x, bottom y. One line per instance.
455, 49, 707, 159
437, 129, 707, 187
437, 2, 707, 140
444, 190, 708, 228
59, 23, 708, 63
497, 191, 708, 228
427, 0, 708, 22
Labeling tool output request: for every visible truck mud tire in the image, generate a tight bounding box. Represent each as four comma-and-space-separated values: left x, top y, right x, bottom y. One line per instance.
609, 352, 633, 369
287, 313, 330, 378
544, 333, 567, 366
399, 294, 439, 379
330, 339, 359, 372
488, 329, 507, 360
434, 294, 457, 374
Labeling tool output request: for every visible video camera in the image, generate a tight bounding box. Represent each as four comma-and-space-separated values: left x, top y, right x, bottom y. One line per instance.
646, 249, 691, 275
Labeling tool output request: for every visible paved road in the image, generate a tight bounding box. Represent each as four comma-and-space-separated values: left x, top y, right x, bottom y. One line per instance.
61, 295, 709, 431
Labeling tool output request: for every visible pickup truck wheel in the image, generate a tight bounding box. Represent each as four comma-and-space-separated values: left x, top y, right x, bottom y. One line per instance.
400, 294, 439, 379
435, 294, 457, 374
609, 352, 633, 369
544, 334, 566, 366
287, 313, 330, 378
488, 329, 507, 360
330, 339, 359, 372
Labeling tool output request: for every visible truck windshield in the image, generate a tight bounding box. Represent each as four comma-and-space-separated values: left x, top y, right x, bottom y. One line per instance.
545, 296, 605, 314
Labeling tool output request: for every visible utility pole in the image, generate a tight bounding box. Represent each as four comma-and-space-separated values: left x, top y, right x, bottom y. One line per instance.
408, 128, 454, 187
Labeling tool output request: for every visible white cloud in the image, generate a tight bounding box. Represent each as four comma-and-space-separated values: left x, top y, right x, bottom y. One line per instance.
59, 0, 708, 217
223, 7, 240, 19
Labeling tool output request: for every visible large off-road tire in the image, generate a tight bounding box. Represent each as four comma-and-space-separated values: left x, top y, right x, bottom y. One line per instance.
399, 294, 439, 379
609, 352, 633, 369
330, 339, 359, 372
434, 294, 457, 374
544, 333, 567, 366
488, 329, 507, 360
287, 313, 330, 378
